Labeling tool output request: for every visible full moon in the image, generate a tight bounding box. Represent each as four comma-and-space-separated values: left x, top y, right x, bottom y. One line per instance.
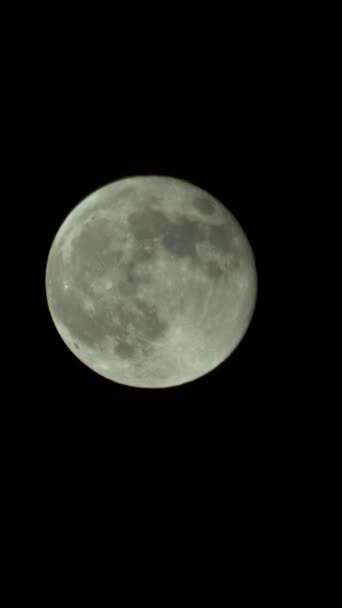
45, 176, 257, 388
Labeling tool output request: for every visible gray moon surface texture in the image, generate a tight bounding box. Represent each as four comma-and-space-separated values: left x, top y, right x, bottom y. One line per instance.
45, 176, 257, 388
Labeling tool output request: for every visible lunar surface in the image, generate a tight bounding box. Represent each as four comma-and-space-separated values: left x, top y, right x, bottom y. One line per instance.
45, 176, 257, 388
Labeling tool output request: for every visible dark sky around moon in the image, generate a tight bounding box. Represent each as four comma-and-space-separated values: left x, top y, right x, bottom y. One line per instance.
16, 66, 288, 446
8, 27, 304, 539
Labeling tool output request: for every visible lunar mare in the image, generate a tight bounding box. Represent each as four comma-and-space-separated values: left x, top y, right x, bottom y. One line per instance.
45, 176, 257, 388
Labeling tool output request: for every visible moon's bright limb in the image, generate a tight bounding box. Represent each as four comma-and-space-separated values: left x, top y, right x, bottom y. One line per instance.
45, 176, 257, 388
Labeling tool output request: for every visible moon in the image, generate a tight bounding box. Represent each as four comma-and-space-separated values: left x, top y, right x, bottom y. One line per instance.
45, 176, 257, 388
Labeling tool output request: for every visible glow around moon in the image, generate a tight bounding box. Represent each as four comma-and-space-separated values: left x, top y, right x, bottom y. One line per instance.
45, 176, 257, 388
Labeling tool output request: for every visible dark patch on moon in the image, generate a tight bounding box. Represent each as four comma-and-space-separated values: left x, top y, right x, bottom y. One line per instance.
117, 262, 140, 296
127, 207, 235, 275
115, 299, 168, 342
118, 280, 138, 297
206, 224, 233, 254
115, 341, 137, 359
162, 216, 204, 262
193, 195, 215, 215
111, 298, 169, 360
140, 342, 155, 357
136, 242, 156, 261
146, 211, 235, 269
127, 208, 170, 240
101, 248, 125, 270
118, 186, 137, 201
205, 260, 224, 278
134, 299, 168, 341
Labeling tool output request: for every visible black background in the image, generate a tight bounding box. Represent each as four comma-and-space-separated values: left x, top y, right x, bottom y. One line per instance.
18, 42, 292, 481
6, 12, 313, 593
21, 79, 289, 499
